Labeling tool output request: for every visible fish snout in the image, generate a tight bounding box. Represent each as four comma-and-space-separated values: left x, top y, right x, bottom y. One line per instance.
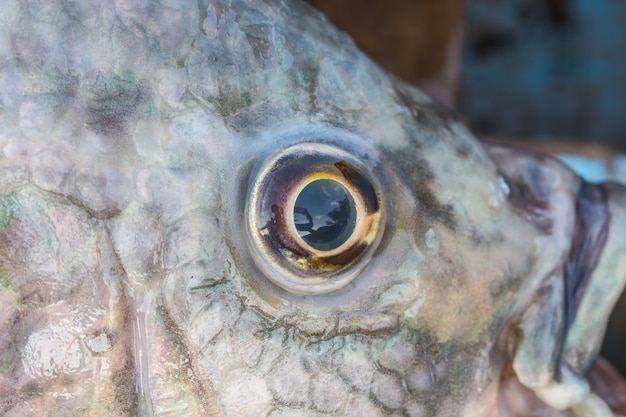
535, 180, 626, 413
487, 144, 626, 412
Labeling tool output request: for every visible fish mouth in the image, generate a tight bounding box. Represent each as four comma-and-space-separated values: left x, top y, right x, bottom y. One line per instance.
486, 143, 626, 411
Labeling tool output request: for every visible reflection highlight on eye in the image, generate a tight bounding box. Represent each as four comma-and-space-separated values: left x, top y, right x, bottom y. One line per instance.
246, 142, 384, 295
293, 178, 357, 252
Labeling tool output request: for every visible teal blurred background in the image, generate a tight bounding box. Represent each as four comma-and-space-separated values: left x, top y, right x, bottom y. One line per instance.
460, 0, 626, 149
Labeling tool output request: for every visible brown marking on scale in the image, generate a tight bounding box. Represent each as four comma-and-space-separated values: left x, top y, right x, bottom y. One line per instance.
84, 75, 151, 136
382, 145, 456, 241
393, 84, 457, 136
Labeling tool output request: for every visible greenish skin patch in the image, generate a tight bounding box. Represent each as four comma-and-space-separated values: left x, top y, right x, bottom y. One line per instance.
0, 270, 9, 291
0, 195, 17, 232
210, 88, 253, 117
0, 195, 17, 291
0, 198, 18, 379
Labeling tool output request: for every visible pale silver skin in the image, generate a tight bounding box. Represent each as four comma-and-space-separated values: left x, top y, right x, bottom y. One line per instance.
0, 1, 625, 416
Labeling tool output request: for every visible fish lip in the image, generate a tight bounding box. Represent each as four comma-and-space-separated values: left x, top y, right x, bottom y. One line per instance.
563, 180, 626, 371
563, 182, 610, 330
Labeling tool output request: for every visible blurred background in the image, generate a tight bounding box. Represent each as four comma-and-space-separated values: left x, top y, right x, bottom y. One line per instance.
306, 0, 626, 373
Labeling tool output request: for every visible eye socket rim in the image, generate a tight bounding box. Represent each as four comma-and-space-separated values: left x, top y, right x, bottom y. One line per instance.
245, 142, 385, 296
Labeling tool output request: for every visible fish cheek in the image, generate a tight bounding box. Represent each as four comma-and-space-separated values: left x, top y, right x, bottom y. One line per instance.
0, 186, 137, 416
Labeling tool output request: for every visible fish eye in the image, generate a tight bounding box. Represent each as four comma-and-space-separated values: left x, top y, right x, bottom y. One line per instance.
246, 143, 384, 295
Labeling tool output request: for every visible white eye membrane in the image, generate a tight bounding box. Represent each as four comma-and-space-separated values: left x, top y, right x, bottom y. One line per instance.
246, 143, 384, 295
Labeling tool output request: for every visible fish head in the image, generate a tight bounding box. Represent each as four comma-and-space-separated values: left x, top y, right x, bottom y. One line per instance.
0, 0, 625, 416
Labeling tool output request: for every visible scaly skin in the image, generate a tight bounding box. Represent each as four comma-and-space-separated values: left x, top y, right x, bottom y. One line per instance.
0, 1, 625, 416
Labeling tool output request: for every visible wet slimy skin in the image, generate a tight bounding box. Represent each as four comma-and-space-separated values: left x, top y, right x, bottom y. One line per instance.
0, 1, 625, 416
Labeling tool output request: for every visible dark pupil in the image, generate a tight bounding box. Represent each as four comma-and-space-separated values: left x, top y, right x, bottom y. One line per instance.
293, 179, 357, 251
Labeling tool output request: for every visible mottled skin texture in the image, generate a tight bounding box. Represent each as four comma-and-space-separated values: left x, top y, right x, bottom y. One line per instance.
0, 1, 625, 416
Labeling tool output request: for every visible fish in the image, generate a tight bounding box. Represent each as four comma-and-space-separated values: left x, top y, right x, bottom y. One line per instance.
0, 0, 625, 416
